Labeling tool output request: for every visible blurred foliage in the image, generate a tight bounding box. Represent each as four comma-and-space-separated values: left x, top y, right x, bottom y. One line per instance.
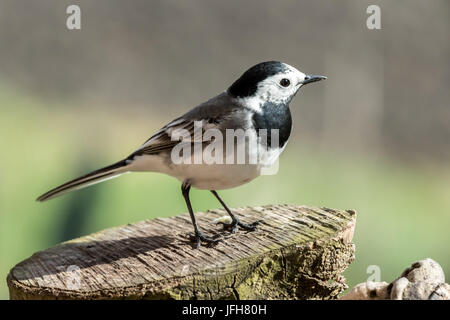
0, 0, 449, 159
1, 88, 449, 299
0, 0, 449, 299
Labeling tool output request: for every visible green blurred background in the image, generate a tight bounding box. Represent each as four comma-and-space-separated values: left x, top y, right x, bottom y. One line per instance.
0, 0, 449, 299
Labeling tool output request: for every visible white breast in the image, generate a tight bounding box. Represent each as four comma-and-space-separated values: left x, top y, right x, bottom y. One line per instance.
128, 134, 288, 190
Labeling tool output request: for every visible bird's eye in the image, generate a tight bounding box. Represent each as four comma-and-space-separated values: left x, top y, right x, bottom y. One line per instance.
280, 78, 290, 87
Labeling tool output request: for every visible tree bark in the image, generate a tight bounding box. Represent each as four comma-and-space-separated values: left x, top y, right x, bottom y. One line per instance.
7, 205, 356, 300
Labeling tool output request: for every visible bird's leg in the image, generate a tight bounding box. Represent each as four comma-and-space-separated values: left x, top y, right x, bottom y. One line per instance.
182, 181, 220, 248
210, 190, 259, 233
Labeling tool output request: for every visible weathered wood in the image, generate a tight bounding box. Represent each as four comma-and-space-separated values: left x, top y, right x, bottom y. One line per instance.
7, 205, 356, 300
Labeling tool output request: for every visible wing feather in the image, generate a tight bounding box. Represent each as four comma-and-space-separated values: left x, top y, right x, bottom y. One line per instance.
128, 92, 245, 159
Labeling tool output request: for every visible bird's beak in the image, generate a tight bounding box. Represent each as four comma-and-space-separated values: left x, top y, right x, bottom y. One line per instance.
301, 74, 327, 85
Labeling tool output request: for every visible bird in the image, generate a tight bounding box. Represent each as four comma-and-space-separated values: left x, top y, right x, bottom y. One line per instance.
37, 61, 326, 248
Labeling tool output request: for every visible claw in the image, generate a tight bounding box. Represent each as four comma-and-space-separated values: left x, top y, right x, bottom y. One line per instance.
190, 231, 221, 248
220, 218, 260, 233
238, 220, 260, 231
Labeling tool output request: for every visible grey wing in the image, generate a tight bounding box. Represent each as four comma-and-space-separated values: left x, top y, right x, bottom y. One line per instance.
129, 92, 250, 158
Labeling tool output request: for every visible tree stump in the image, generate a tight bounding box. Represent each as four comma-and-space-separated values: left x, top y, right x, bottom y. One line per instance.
7, 205, 356, 300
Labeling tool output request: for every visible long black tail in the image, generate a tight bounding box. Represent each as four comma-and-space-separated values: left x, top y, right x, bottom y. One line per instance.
36, 159, 130, 202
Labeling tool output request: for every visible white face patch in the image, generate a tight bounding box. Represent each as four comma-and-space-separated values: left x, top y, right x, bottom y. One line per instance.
234, 63, 308, 112
255, 64, 307, 104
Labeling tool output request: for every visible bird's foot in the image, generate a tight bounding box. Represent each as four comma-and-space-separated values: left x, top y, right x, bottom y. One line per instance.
189, 231, 221, 249
221, 218, 260, 234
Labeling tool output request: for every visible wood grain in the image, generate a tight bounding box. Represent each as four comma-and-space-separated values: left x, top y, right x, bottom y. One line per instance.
7, 205, 356, 300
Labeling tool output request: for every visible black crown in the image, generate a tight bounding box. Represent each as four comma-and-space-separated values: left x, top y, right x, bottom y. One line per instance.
228, 61, 287, 98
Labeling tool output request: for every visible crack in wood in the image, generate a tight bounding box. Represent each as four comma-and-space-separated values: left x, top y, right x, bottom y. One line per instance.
7, 205, 356, 300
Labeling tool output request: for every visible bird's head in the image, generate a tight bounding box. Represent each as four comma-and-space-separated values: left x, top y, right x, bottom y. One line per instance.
228, 61, 326, 108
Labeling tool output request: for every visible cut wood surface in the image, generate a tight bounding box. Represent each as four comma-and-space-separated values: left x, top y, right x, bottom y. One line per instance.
7, 205, 356, 300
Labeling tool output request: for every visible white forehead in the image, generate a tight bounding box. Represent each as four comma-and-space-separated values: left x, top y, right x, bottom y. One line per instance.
258, 63, 306, 88
256, 64, 306, 90
249, 63, 306, 106
233, 62, 307, 112
278, 63, 305, 79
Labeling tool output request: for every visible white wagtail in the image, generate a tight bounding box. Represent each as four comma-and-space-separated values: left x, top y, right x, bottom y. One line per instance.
37, 61, 326, 248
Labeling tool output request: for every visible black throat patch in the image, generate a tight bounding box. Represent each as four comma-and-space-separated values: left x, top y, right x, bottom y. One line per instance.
252, 102, 292, 148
